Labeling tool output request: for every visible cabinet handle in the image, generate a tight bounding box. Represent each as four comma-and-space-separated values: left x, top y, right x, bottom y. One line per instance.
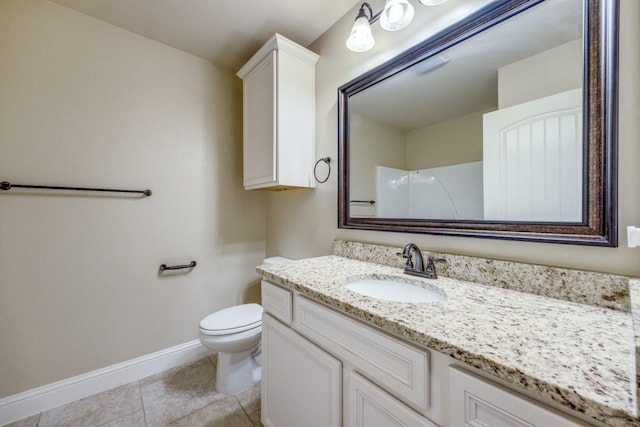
159, 261, 196, 271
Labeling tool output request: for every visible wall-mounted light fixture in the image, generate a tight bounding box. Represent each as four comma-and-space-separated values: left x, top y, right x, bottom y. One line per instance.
346, 0, 449, 52
346, 3, 377, 52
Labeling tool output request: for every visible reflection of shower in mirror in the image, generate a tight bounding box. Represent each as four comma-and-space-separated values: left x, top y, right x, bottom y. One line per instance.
376, 162, 483, 220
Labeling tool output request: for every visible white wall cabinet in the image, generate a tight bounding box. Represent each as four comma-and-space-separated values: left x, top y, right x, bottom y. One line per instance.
237, 34, 319, 190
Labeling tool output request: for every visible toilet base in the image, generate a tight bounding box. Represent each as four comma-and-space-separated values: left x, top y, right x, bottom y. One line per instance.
215, 343, 261, 394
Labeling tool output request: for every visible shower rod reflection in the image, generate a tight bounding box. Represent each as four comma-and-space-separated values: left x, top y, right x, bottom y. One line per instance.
0, 181, 152, 196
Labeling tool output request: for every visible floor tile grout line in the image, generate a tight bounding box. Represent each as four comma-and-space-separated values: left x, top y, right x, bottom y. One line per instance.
139, 357, 226, 427
208, 354, 217, 368
249, 410, 262, 427
235, 395, 250, 418
164, 397, 228, 427
33, 382, 145, 427
9, 357, 247, 427
234, 394, 260, 427
96, 407, 142, 427
170, 404, 210, 426
94, 381, 145, 427
172, 393, 230, 425
138, 380, 149, 427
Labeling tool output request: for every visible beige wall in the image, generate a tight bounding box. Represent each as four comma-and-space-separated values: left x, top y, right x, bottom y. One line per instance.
498, 39, 583, 108
405, 109, 487, 171
350, 113, 406, 212
266, 0, 640, 277
0, 0, 266, 397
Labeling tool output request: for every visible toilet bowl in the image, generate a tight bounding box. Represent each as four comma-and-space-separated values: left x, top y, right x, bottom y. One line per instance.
198, 257, 291, 394
199, 303, 263, 394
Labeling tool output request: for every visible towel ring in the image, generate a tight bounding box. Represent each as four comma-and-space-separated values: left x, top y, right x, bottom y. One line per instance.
314, 157, 331, 184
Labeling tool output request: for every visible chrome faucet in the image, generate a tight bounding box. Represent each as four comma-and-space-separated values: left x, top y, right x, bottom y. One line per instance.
399, 243, 424, 271
398, 243, 446, 279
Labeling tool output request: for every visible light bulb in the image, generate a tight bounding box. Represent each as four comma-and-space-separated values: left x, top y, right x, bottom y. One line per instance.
387, 4, 404, 24
346, 15, 375, 52
380, 0, 414, 32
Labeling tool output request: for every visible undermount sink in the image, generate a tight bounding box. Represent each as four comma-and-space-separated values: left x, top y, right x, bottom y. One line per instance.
345, 277, 446, 303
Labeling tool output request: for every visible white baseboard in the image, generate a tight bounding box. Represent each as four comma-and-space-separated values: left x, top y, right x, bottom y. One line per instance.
0, 340, 210, 426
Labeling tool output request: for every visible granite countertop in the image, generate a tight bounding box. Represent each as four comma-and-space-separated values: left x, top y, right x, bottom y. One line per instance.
257, 255, 637, 427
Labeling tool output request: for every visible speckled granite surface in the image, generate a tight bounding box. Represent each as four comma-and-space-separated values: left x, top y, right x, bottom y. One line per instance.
333, 240, 631, 312
628, 279, 640, 417
257, 256, 638, 427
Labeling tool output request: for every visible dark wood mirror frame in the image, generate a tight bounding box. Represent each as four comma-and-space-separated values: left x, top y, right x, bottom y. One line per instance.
338, 0, 618, 246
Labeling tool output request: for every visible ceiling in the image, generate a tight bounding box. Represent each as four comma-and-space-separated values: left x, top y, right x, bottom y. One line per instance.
50, 0, 362, 71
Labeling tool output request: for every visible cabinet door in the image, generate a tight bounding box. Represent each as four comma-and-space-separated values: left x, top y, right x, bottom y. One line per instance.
262, 314, 341, 427
345, 372, 437, 427
243, 51, 277, 188
449, 367, 584, 426
294, 296, 430, 414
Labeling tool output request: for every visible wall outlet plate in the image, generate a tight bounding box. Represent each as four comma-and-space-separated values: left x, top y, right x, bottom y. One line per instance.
628, 226, 640, 248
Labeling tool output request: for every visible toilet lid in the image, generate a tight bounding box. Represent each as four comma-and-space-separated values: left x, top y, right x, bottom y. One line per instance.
199, 303, 262, 335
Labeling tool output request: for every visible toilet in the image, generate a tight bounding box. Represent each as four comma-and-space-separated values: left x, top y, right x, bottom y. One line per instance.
198, 257, 291, 394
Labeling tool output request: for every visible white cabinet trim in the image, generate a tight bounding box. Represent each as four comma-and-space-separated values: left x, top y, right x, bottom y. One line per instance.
294, 296, 430, 415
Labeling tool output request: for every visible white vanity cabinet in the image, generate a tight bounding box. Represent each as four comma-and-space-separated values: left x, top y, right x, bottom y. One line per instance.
260, 280, 588, 427
260, 280, 441, 427
293, 295, 432, 416
262, 314, 341, 427
448, 367, 585, 427
236, 34, 318, 191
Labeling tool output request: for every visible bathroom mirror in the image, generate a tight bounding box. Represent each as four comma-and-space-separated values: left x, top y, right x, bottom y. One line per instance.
338, 0, 618, 246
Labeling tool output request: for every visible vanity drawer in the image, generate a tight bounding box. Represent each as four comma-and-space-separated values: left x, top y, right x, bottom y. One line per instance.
449, 367, 584, 427
261, 280, 292, 325
294, 296, 429, 414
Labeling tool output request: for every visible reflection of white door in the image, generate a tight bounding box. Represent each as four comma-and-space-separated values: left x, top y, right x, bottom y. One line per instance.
483, 89, 582, 221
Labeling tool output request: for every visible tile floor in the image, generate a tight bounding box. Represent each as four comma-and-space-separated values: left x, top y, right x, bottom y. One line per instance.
4, 356, 262, 427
